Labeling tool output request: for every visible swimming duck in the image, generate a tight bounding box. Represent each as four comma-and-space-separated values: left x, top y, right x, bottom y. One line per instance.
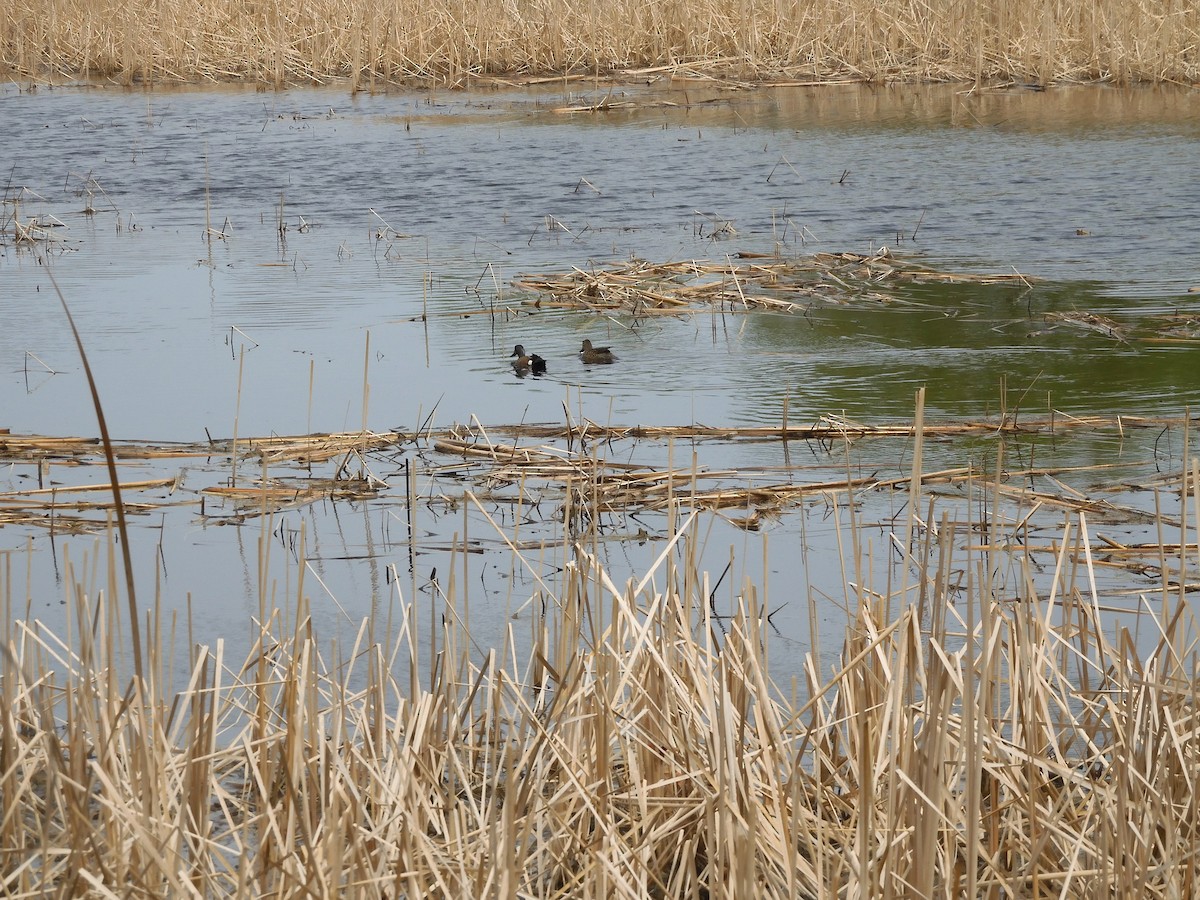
579, 339, 617, 364
511, 344, 547, 375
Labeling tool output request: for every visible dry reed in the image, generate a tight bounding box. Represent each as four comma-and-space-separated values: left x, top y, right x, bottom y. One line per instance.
513, 250, 1036, 316
3, 410, 1194, 532
3, 408, 1196, 546
2, 0, 1198, 86
3, 419, 1199, 896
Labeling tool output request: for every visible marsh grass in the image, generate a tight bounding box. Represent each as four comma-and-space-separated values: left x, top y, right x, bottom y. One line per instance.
2, 0, 1198, 86
3, 406, 1200, 896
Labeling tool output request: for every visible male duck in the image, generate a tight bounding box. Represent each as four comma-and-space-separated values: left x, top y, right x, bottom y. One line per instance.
511, 344, 547, 375
579, 339, 617, 364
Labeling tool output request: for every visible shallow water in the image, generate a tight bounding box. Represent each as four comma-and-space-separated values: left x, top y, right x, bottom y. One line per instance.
2, 79, 1199, 684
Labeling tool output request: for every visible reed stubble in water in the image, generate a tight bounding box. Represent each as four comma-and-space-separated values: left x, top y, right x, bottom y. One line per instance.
2, 0, 1198, 85
3, 435, 1200, 896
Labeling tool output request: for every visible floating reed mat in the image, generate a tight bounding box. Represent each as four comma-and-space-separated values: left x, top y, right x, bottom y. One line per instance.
512, 249, 1036, 313
3, 415, 1197, 592
11, 406, 1191, 464
0, 430, 393, 528
1, 412, 1196, 524
2, 504, 1199, 896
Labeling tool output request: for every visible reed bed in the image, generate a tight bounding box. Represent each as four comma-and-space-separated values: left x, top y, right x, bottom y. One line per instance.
512, 253, 1200, 345
2, 0, 1198, 85
3, 424, 1199, 897
513, 250, 1036, 316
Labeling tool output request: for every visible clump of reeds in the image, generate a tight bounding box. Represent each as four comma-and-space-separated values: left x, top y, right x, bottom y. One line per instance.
1, 0, 1198, 85
512, 249, 1035, 315
3, 439, 1198, 896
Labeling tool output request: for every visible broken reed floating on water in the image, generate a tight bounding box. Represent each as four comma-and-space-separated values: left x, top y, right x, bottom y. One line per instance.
510, 255, 1200, 344
2, 0, 1199, 85
2, 412, 1197, 536
5, 407, 1197, 463
513, 250, 1038, 316
3, 477, 1199, 896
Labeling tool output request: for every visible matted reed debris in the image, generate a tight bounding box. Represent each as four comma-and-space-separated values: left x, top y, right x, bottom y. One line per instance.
0, 429, 393, 528
5, 411, 1199, 589
1044, 309, 1129, 342
513, 249, 1035, 313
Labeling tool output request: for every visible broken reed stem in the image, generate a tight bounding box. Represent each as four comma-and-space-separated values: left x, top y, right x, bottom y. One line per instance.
361, 329, 371, 452
231, 346, 245, 487
899, 385, 925, 621
43, 268, 144, 688
307, 357, 315, 435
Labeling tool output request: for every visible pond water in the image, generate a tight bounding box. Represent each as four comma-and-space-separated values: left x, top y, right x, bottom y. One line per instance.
2, 78, 1199, 686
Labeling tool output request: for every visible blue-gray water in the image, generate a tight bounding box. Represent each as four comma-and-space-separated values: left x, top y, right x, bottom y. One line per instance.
2, 79, 1198, 685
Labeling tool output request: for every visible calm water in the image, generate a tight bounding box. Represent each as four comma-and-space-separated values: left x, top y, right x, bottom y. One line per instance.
2, 79, 1199, 683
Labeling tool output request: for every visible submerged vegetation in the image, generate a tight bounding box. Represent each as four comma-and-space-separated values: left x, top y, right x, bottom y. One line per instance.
3, 400, 1200, 895
1, 0, 1198, 86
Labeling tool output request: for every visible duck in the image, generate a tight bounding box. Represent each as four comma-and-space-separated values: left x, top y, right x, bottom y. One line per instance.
510, 344, 547, 375
579, 339, 617, 364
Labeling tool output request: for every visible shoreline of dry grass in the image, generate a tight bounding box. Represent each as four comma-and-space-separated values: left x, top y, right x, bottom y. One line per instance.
3, 0, 1199, 87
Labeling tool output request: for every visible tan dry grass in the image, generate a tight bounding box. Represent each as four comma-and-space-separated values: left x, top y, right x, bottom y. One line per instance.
2, 0, 1198, 85
3, 470, 1199, 896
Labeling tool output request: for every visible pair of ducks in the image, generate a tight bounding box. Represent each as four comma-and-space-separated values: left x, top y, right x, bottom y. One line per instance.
510, 339, 617, 374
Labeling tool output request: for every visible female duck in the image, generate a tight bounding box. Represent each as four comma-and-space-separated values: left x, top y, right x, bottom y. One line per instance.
579, 339, 617, 364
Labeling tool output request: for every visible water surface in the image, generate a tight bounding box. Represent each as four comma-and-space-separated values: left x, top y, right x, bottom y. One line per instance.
2, 79, 1198, 684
